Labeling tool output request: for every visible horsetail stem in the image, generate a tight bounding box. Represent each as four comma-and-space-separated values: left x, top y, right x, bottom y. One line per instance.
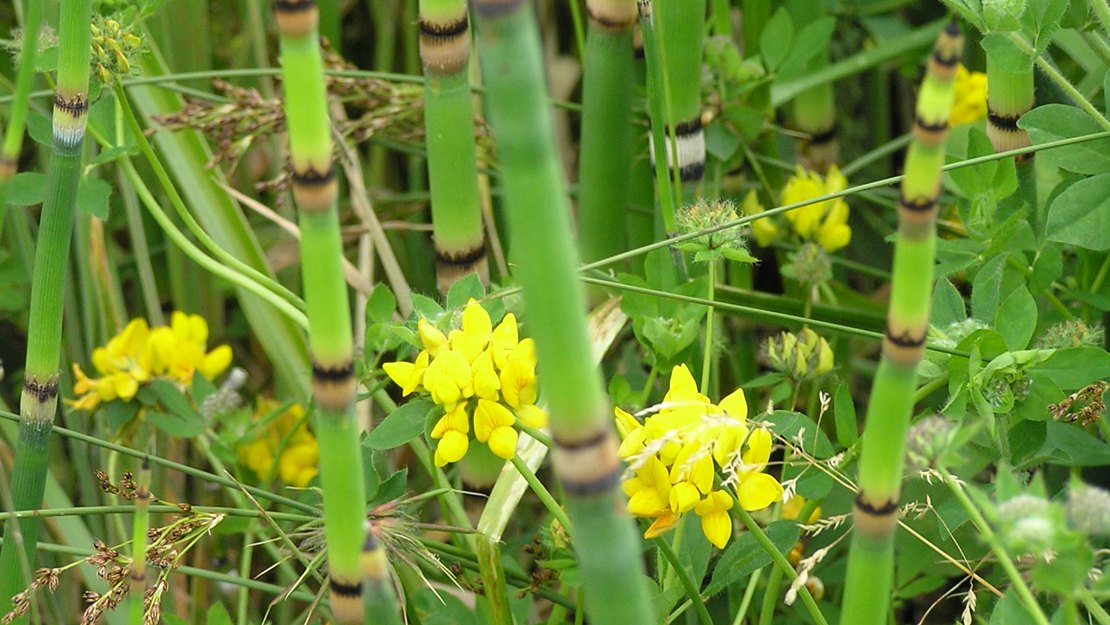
790, 2, 838, 172
0, 0, 93, 617
651, 0, 707, 190
986, 52, 1034, 155
129, 459, 151, 625
272, 2, 372, 622
577, 0, 637, 263
0, 1, 44, 240
360, 527, 402, 625
419, 0, 488, 293
839, 22, 963, 625
471, 3, 655, 625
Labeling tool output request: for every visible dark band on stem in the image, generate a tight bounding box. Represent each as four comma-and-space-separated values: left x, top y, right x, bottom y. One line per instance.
987, 108, 1022, 132
312, 359, 357, 411
291, 165, 335, 189
666, 117, 702, 138
854, 493, 898, 517
559, 465, 623, 496
587, 6, 636, 30
0, 155, 15, 178
24, 378, 59, 402
898, 194, 937, 214
53, 93, 89, 117
274, 0, 318, 37
552, 429, 623, 496
291, 165, 338, 211
884, 324, 925, 349
419, 15, 468, 38
312, 361, 355, 382
435, 240, 487, 267
274, 0, 316, 12
807, 123, 838, 146
553, 429, 609, 451
329, 578, 363, 597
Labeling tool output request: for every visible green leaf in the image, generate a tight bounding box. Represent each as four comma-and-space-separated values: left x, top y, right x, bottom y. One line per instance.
364, 398, 435, 449
7, 172, 46, 206
704, 521, 799, 596
207, 598, 234, 625
1033, 421, 1110, 466
769, 410, 834, 458
994, 286, 1037, 350
1008, 419, 1047, 463
971, 253, 1008, 321
101, 399, 140, 432
365, 283, 397, 324
931, 278, 967, 327
77, 176, 112, 220
1019, 105, 1110, 175
413, 587, 479, 625
979, 34, 1030, 74
445, 272, 485, 309
147, 379, 206, 437
27, 112, 53, 148
90, 144, 138, 167
833, 382, 857, 448
759, 8, 794, 71
990, 589, 1037, 625
704, 120, 740, 161
1044, 172, 1110, 251
1023, 0, 1070, 54
1032, 347, 1110, 389
410, 293, 443, 319
1029, 245, 1062, 292
778, 17, 835, 78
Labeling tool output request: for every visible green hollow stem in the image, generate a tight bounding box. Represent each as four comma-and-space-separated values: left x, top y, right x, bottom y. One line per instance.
0, 0, 92, 618
471, 3, 655, 625
0, 0, 44, 241
840, 23, 963, 625
419, 0, 488, 292
128, 460, 151, 625
577, 0, 637, 264
273, 2, 373, 622
638, 1, 679, 233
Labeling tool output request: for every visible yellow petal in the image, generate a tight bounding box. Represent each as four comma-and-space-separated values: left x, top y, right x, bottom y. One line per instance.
700, 510, 732, 549
515, 404, 548, 428
743, 428, 773, 469
643, 512, 679, 539
434, 430, 469, 466
418, 319, 449, 357
737, 473, 784, 511
201, 345, 233, 380
669, 482, 701, 514
628, 488, 669, 517
487, 426, 518, 460
718, 388, 748, 421
474, 399, 515, 442
490, 313, 519, 370
472, 350, 501, 400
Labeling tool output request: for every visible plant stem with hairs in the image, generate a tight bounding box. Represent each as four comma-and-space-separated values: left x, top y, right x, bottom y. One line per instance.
840, 22, 964, 625
577, 0, 637, 264
272, 1, 375, 622
0, 0, 93, 619
472, 2, 655, 624
419, 0, 488, 293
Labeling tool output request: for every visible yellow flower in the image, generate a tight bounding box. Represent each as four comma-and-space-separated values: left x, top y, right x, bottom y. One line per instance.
742, 189, 781, 248
615, 365, 782, 548
951, 64, 987, 126
781, 165, 852, 253
69, 312, 231, 412
695, 490, 735, 549
382, 301, 548, 467
237, 398, 320, 487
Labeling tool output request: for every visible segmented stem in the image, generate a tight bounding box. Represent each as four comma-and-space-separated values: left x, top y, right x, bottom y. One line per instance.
840, 22, 964, 625
0, 0, 92, 618
273, 2, 371, 622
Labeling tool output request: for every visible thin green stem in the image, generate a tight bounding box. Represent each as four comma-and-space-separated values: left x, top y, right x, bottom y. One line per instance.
1080, 589, 1110, 625
1007, 33, 1110, 131
653, 536, 713, 625
510, 455, 573, 537
941, 472, 1051, 625
758, 565, 785, 625
701, 260, 716, 391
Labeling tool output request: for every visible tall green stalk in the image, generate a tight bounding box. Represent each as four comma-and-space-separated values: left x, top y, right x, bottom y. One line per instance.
418, 0, 488, 293
273, 2, 369, 622
985, 50, 1033, 155
471, 3, 654, 625
0, 0, 92, 618
840, 22, 963, 625
129, 459, 151, 625
577, 0, 637, 263
0, 0, 44, 241
652, 0, 707, 193
789, 1, 838, 172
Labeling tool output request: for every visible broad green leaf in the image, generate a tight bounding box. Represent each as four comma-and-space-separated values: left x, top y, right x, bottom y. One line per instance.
1044, 172, 1110, 250
27, 112, 53, 148
7, 172, 46, 206
1008, 419, 1047, 463
778, 17, 835, 78
994, 286, 1037, 350
704, 520, 800, 596
364, 398, 435, 449
77, 176, 112, 220
1032, 346, 1110, 389
1033, 421, 1110, 466
704, 120, 740, 161
1023, 0, 1070, 54
971, 253, 1008, 321
89, 144, 138, 167
446, 272, 485, 309
365, 283, 397, 325
833, 382, 858, 447
1019, 105, 1110, 175
207, 601, 234, 625
760, 8, 794, 71
931, 278, 967, 327
1029, 246, 1062, 292
769, 410, 834, 458
147, 379, 206, 437
990, 589, 1038, 625
412, 588, 479, 625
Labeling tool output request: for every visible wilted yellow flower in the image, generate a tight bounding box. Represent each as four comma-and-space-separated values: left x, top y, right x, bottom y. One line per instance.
238, 398, 319, 487
383, 299, 549, 467
615, 365, 783, 548
781, 165, 852, 253
69, 312, 231, 412
951, 64, 987, 126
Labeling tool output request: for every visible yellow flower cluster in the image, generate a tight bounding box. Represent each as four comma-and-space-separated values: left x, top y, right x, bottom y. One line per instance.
742, 166, 852, 253
384, 299, 548, 467
69, 312, 233, 412
951, 64, 987, 126
238, 398, 320, 487
616, 365, 784, 549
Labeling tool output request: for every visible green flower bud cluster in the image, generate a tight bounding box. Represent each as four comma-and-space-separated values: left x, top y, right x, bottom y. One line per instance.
1035, 319, 1104, 349
1066, 483, 1110, 537
91, 16, 143, 84
674, 198, 757, 264
982, 0, 1026, 32
904, 414, 956, 473
763, 328, 834, 380
997, 494, 1061, 554
781, 242, 832, 286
